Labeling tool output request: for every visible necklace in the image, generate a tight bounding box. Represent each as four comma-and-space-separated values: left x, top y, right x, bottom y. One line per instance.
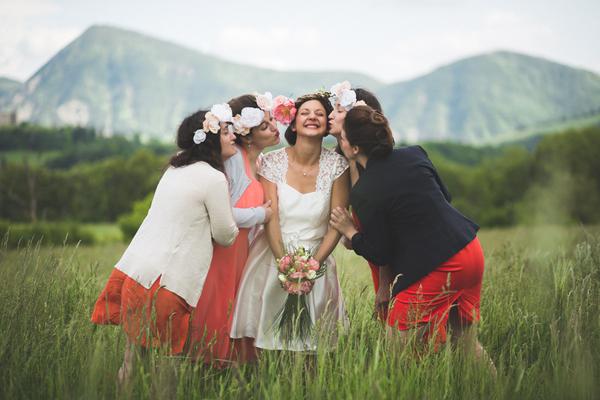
288, 151, 319, 177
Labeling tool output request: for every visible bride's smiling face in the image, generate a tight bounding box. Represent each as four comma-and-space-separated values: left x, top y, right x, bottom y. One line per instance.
294, 100, 327, 138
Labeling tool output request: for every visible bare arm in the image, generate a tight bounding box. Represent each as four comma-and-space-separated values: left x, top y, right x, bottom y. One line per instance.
348, 159, 360, 187
314, 169, 350, 263
260, 176, 285, 259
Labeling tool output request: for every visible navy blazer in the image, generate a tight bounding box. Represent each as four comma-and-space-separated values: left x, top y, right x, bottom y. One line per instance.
350, 146, 479, 297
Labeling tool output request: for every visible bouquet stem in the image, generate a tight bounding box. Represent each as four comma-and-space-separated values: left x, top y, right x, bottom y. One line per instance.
273, 294, 312, 343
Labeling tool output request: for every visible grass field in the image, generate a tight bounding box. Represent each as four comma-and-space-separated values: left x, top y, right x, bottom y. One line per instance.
0, 225, 598, 399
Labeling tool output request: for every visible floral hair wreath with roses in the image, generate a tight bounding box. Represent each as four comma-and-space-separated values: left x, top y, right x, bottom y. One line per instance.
329, 81, 367, 111
271, 95, 297, 126
271, 89, 334, 126
231, 92, 274, 136
193, 103, 233, 144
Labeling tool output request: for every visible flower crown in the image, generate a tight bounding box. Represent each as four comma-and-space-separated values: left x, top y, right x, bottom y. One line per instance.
272, 95, 297, 125
231, 92, 273, 136
193, 103, 233, 144
329, 81, 366, 111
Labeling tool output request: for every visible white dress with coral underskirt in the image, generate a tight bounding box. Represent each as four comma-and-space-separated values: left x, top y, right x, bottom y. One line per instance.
230, 147, 349, 351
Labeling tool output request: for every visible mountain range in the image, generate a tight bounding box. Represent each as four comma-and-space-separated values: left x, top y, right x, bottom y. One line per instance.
2, 25, 600, 144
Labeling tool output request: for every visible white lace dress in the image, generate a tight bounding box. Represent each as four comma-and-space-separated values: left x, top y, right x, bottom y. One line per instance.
230, 147, 349, 351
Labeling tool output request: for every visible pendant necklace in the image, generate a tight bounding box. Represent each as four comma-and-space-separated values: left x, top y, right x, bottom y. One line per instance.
290, 151, 317, 177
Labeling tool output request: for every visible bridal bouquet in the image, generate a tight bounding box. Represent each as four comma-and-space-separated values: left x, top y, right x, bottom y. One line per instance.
273, 246, 327, 342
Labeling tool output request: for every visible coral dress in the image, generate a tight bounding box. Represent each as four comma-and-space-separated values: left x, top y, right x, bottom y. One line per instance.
90, 269, 191, 354
188, 148, 265, 364
90, 162, 238, 355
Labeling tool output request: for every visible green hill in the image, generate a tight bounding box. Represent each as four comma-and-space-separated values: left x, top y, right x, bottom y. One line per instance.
379, 51, 600, 143
3, 25, 600, 144
3, 25, 380, 138
0, 78, 21, 102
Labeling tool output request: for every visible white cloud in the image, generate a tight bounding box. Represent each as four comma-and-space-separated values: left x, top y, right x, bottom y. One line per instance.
362, 9, 559, 82
0, 0, 82, 80
0, 0, 61, 18
0, 21, 79, 80
210, 25, 322, 71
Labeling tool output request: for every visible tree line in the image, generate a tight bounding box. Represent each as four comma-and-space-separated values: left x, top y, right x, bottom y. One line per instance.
1, 123, 599, 233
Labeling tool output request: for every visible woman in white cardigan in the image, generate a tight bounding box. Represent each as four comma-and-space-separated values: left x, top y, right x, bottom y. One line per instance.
91, 105, 239, 383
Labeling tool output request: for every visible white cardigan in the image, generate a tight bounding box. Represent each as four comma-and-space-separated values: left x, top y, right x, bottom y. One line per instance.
116, 161, 238, 306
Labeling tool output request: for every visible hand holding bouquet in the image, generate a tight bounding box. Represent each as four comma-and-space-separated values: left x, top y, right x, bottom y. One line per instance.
273, 246, 327, 342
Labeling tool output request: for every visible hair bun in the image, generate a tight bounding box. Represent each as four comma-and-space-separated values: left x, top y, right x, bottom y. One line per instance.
370, 110, 387, 126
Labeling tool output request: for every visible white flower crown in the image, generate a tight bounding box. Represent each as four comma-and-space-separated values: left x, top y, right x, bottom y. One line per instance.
329, 81, 366, 111
231, 92, 273, 136
194, 103, 233, 144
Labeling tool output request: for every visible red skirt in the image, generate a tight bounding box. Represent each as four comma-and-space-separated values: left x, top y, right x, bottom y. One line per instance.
90, 268, 192, 354
387, 237, 484, 343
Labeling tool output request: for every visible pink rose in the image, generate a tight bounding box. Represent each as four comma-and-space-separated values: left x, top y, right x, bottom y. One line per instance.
272, 96, 297, 125
300, 281, 313, 294
289, 271, 306, 280
283, 280, 298, 295
307, 258, 320, 271
294, 258, 306, 271
284, 280, 314, 295
278, 255, 292, 272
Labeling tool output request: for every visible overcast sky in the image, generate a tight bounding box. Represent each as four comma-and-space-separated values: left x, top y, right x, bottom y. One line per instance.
1, 0, 599, 83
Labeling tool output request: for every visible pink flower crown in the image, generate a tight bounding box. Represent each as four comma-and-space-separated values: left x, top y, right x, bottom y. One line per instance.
272, 95, 297, 125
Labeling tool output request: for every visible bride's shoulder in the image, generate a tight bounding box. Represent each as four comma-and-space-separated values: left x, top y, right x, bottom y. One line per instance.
321, 148, 348, 181
258, 147, 287, 182
322, 147, 349, 168
262, 147, 287, 164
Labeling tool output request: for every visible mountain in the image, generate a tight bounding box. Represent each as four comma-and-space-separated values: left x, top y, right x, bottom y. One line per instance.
3, 25, 600, 143
0, 78, 21, 102
2, 25, 380, 137
379, 51, 600, 143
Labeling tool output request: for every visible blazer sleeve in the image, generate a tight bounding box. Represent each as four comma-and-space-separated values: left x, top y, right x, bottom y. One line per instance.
350, 203, 392, 266
417, 146, 452, 203
205, 175, 239, 246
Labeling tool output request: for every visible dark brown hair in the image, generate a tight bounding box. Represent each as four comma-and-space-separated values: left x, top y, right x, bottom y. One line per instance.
343, 105, 394, 160
355, 88, 383, 112
334, 88, 384, 155
169, 110, 224, 172
284, 92, 333, 145
228, 94, 260, 145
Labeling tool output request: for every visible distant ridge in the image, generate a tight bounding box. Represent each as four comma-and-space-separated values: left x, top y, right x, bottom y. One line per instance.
3, 25, 600, 144
379, 50, 600, 143
0, 77, 21, 102
2, 25, 380, 137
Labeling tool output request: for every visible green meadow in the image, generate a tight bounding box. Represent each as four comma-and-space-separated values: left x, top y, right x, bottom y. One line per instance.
0, 225, 598, 399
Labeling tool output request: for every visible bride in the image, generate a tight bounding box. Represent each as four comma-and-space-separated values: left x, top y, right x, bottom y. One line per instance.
230, 92, 350, 351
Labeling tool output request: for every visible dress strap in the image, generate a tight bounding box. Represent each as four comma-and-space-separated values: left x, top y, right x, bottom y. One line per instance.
239, 147, 255, 181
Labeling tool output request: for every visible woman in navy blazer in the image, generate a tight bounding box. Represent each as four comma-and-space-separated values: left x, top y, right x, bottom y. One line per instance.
330, 105, 493, 368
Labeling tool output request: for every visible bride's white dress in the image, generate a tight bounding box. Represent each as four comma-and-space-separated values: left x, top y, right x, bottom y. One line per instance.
230, 147, 349, 351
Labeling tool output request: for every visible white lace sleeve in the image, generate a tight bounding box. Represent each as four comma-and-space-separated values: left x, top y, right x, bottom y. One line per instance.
258, 148, 286, 184
333, 153, 349, 181
316, 148, 349, 192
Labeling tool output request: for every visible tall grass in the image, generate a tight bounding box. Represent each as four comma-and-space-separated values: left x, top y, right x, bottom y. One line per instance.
0, 227, 598, 399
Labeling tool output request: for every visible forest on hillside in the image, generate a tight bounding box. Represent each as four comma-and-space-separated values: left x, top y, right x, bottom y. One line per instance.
1, 123, 599, 244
